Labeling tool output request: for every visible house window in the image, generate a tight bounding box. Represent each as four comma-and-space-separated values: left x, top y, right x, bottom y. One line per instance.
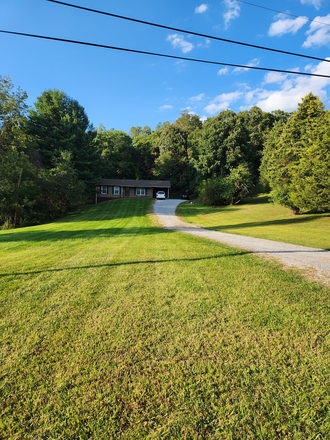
136, 188, 146, 196
101, 186, 107, 195
113, 186, 120, 195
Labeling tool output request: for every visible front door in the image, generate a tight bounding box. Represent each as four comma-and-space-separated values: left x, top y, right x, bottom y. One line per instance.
125, 188, 130, 197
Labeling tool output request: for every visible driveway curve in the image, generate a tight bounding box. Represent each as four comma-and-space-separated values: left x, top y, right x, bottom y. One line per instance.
154, 199, 330, 285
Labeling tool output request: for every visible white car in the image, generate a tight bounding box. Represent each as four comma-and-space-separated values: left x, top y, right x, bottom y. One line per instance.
156, 191, 166, 200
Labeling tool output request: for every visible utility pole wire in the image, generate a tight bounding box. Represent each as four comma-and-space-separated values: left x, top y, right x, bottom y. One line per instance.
236, 0, 330, 28
1, 29, 330, 78
45, 0, 330, 64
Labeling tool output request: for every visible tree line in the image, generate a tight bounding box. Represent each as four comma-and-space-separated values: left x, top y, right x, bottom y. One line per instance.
1, 75, 329, 228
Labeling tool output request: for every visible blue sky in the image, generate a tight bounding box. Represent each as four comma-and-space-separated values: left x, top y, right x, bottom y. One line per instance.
1, 0, 330, 133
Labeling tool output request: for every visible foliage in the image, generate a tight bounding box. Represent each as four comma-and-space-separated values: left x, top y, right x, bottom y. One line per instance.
260, 93, 330, 213
153, 123, 197, 190
198, 163, 253, 205
25, 89, 101, 192
0, 75, 28, 151
192, 110, 253, 180
240, 106, 289, 178
132, 134, 156, 179
1, 78, 327, 227
129, 125, 151, 138
0, 147, 39, 227
95, 126, 137, 179
37, 151, 86, 220
173, 109, 202, 133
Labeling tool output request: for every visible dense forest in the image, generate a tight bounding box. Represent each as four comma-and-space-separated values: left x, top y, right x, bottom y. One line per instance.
1, 75, 329, 228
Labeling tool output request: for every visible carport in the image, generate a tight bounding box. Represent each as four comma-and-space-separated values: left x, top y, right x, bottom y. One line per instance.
153, 187, 170, 198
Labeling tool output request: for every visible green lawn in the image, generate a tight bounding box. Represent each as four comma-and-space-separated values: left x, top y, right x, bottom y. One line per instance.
177, 193, 330, 249
1, 199, 330, 439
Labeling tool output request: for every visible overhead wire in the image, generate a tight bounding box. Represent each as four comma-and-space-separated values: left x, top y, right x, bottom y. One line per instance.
1, 29, 330, 79
45, 0, 330, 64
235, 0, 330, 28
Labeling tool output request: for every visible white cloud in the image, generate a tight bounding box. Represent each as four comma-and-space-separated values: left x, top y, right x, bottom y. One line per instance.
203, 59, 330, 114
300, 0, 323, 9
268, 15, 308, 37
200, 115, 208, 122
218, 66, 229, 75
253, 59, 330, 112
233, 58, 260, 73
263, 72, 288, 84
195, 4, 208, 13
204, 91, 242, 114
303, 14, 330, 47
159, 105, 173, 110
223, 0, 240, 29
198, 39, 211, 48
166, 34, 194, 53
189, 93, 205, 102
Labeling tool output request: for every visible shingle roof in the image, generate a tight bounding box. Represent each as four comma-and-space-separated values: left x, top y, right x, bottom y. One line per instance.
96, 179, 171, 188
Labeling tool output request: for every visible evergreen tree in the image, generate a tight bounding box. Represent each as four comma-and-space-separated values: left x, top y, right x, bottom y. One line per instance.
25, 89, 102, 193
260, 93, 330, 213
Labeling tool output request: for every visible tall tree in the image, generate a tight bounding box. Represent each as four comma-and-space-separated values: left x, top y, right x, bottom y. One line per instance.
129, 125, 151, 139
25, 89, 102, 192
192, 110, 252, 180
0, 147, 39, 227
37, 151, 86, 220
173, 110, 202, 133
95, 126, 137, 179
239, 106, 285, 178
0, 75, 28, 151
260, 93, 329, 213
153, 124, 196, 190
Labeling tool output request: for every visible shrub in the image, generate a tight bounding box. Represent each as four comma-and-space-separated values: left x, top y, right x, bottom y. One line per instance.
198, 164, 253, 206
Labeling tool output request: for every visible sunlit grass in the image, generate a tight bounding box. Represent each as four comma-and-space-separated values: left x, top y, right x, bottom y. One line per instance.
1, 199, 330, 438
177, 193, 330, 249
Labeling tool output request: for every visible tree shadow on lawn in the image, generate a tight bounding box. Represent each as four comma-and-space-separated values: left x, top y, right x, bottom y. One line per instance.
0, 251, 249, 277
179, 196, 270, 216
208, 214, 330, 232
240, 195, 270, 205
0, 227, 172, 243
59, 199, 153, 223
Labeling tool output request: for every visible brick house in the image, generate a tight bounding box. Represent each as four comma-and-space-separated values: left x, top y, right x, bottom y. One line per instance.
95, 179, 171, 203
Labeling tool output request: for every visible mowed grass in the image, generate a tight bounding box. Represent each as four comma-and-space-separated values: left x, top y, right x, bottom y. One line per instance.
1, 198, 330, 439
177, 193, 330, 250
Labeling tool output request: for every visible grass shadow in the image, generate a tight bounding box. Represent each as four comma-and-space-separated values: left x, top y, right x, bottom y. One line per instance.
59, 199, 153, 223
0, 252, 250, 277
0, 227, 173, 243
208, 215, 330, 232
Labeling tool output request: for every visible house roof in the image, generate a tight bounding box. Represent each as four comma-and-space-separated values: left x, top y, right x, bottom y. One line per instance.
96, 179, 171, 188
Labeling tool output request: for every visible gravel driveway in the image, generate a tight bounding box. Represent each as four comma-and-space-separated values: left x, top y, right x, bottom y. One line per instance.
154, 199, 330, 286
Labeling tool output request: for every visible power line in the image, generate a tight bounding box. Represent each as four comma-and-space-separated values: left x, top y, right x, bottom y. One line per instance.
236, 0, 330, 28
45, 0, 330, 65
1, 29, 330, 79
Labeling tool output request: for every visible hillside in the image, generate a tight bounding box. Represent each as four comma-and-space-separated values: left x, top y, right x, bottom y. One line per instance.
1, 199, 330, 438
177, 193, 330, 250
